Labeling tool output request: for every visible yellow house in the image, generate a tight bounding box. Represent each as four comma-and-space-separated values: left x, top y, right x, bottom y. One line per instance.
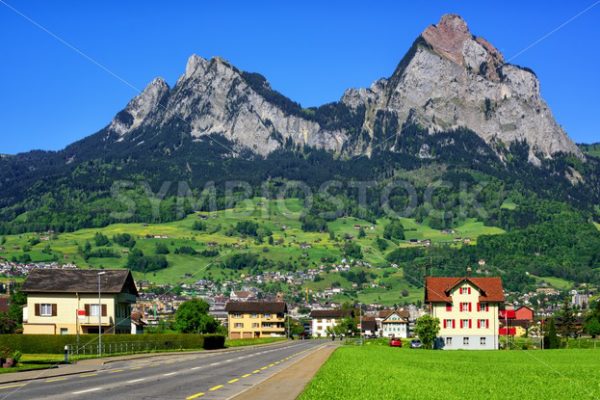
225, 301, 287, 339
21, 269, 138, 335
425, 276, 504, 350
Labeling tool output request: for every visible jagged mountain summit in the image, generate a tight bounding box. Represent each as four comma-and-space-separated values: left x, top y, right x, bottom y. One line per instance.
99, 14, 581, 163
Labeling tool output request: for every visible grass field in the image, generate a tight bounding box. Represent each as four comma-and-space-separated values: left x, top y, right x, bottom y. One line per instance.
300, 345, 600, 400
0, 198, 506, 302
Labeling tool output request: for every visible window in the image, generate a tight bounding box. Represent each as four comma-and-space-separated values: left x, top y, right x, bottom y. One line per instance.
60, 328, 68, 335
251, 313, 258, 318
480, 337, 486, 345
234, 323, 244, 328
252, 323, 259, 328
463, 337, 469, 345
443, 319, 453, 329
264, 313, 271, 319
89, 304, 101, 317
445, 303, 452, 312
40, 304, 53, 316
461, 319, 470, 329
460, 302, 472, 312
446, 337, 452, 346
477, 319, 489, 329
233, 313, 241, 318
478, 303, 489, 312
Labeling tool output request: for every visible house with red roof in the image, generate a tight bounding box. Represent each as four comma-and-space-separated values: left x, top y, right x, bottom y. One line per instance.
425, 276, 505, 350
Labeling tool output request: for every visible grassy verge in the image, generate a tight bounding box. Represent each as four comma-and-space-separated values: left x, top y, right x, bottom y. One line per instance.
0, 364, 55, 374
300, 345, 600, 399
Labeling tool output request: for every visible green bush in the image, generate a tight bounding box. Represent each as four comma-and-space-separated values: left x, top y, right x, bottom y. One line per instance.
0, 334, 225, 354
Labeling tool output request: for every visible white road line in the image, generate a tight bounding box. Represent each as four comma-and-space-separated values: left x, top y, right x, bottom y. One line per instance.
73, 387, 102, 394
127, 378, 146, 383
191, 366, 201, 370
163, 372, 177, 376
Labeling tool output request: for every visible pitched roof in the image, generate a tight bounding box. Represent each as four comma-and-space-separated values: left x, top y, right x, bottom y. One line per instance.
21, 269, 138, 296
378, 309, 410, 319
424, 276, 504, 303
225, 301, 287, 314
361, 318, 377, 331
309, 309, 353, 319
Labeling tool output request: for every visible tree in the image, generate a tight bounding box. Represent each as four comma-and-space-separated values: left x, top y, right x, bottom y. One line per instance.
557, 298, 577, 339
584, 300, 600, 338
343, 242, 363, 259
174, 299, 219, 334
383, 220, 405, 240
544, 317, 561, 349
358, 227, 366, 239
94, 232, 110, 246
414, 315, 440, 349
155, 242, 170, 255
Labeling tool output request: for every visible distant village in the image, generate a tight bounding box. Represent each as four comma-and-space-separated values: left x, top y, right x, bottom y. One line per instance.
1, 259, 597, 349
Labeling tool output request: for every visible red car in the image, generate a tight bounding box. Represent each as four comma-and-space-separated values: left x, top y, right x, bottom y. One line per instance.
389, 338, 402, 347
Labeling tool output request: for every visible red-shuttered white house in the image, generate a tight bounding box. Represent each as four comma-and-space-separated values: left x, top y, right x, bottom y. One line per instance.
425, 276, 505, 350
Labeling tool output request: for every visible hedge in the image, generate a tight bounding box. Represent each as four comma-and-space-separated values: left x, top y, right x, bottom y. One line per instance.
0, 334, 225, 354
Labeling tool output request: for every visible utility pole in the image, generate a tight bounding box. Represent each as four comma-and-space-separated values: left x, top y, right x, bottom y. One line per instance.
97, 271, 106, 357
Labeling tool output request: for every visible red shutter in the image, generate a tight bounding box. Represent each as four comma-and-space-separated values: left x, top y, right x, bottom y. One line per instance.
468, 287, 471, 294
476, 303, 480, 312
443, 320, 447, 328
486, 320, 489, 329
452, 320, 455, 329
446, 304, 451, 312
468, 320, 472, 329
459, 288, 463, 294
468, 303, 472, 312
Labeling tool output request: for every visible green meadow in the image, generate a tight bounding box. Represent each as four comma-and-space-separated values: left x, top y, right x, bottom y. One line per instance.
300, 345, 600, 400
0, 198, 506, 303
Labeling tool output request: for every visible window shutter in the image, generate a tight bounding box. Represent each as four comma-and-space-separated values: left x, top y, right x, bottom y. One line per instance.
452, 320, 456, 329
459, 288, 463, 294
468, 303, 472, 312
51, 304, 57, 316
102, 304, 107, 317
85, 304, 90, 316
446, 303, 451, 312
476, 303, 480, 312
468, 287, 471, 294
35, 304, 40, 316
443, 320, 447, 328
486, 320, 489, 329
468, 320, 472, 329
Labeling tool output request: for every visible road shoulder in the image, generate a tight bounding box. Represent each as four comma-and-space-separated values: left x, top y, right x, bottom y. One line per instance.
230, 343, 337, 400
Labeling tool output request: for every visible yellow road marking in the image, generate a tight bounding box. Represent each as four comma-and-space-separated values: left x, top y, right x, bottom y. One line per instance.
268, 363, 275, 367
209, 385, 223, 391
252, 369, 260, 373
130, 366, 143, 370
46, 377, 67, 382
242, 374, 251, 378
186, 392, 205, 399
108, 369, 124, 373
80, 373, 98, 377
228, 378, 239, 384
0, 384, 25, 390
260, 366, 268, 370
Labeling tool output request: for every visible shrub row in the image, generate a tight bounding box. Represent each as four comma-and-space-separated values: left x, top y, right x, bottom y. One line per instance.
0, 334, 225, 354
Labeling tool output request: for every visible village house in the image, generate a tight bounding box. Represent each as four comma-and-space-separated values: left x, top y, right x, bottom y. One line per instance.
380, 309, 410, 338
21, 269, 138, 335
309, 309, 352, 338
360, 317, 378, 337
425, 275, 504, 350
225, 301, 287, 339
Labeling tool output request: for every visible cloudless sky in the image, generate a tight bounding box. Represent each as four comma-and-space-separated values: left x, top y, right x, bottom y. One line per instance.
1, 0, 598, 154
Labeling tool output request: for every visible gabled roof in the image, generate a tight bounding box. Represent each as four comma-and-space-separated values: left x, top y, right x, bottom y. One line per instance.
22, 269, 138, 296
309, 309, 352, 319
382, 311, 409, 323
225, 301, 287, 314
361, 317, 377, 331
424, 276, 504, 303
378, 309, 410, 319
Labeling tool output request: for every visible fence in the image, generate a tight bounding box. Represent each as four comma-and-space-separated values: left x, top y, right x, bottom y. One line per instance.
66, 340, 192, 357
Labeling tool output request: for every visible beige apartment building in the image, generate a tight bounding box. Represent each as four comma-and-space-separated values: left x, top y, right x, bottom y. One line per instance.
425, 276, 504, 350
21, 269, 138, 335
225, 301, 287, 339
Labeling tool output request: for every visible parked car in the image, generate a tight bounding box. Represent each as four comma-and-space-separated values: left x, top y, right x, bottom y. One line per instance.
410, 339, 423, 349
389, 338, 402, 347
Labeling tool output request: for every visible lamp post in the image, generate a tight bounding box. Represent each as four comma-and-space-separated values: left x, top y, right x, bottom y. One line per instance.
97, 271, 106, 357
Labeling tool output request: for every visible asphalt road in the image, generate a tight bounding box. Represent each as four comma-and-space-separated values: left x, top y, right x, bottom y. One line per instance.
0, 340, 328, 400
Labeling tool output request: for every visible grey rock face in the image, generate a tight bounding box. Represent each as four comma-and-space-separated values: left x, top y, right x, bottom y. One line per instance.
104, 14, 582, 162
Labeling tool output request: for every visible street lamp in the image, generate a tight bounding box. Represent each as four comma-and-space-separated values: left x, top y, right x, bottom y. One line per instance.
98, 271, 106, 357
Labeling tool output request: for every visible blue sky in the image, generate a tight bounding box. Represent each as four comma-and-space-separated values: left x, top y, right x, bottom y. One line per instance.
1, 0, 598, 154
